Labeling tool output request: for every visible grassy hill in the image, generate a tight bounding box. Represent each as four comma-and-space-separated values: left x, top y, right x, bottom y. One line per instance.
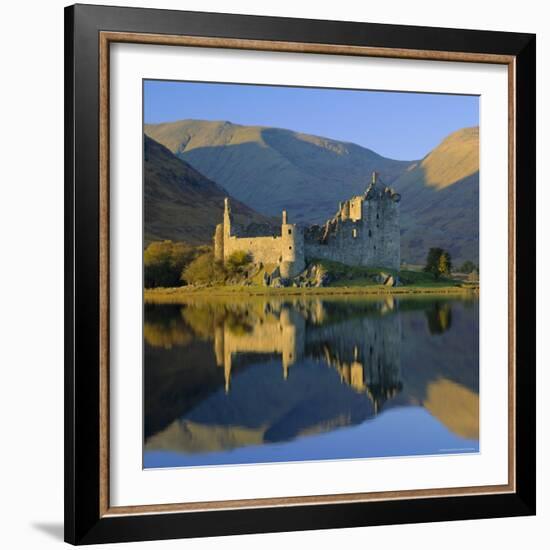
144, 134, 276, 246
145, 119, 412, 225
392, 127, 479, 264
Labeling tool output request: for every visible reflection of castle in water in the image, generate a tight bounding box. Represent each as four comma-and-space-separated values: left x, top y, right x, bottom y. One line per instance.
215, 307, 304, 390
306, 306, 402, 413
213, 298, 402, 413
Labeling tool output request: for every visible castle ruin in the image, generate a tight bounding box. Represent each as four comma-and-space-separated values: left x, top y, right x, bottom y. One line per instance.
214, 171, 401, 276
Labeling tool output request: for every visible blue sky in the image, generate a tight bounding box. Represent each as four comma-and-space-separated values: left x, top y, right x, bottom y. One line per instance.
144, 80, 478, 161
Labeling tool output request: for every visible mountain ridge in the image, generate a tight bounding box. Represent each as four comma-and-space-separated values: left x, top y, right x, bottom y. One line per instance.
145, 119, 413, 225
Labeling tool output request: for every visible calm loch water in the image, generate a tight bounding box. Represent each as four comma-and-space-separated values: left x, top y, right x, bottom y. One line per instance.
143, 294, 479, 468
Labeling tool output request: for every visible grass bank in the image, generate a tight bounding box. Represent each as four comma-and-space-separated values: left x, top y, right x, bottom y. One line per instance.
145, 283, 477, 304
144, 258, 478, 304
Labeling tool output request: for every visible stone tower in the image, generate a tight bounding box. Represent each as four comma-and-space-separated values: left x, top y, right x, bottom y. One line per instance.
279, 210, 305, 279
213, 198, 231, 262
303, 171, 401, 270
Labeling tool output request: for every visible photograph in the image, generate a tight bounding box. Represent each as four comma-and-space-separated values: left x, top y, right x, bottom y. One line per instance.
0, 0, 542, 545
142, 80, 480, 469
57, 2, 537, 545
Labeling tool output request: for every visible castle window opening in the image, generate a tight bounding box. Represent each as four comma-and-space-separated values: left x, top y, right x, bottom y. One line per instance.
288, 229, 292, 235
369, 230, 372, 237
289, 246, 292, 250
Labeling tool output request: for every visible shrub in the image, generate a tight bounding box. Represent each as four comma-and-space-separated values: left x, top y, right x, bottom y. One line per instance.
182, 252, 225, 286
225, 250, 252, 274
144, 240, 205, 288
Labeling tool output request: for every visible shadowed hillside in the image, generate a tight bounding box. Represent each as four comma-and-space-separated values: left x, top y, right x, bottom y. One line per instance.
145, 119, 413, 224
144, 134, 276, 246
392, 127, 479, 264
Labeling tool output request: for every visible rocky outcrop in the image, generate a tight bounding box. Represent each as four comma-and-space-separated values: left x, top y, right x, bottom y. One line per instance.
261, 262, 331, 288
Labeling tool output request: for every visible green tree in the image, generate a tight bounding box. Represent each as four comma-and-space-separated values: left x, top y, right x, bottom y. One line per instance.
182, 252, 225, 286
424, 247, 452, 280
144, 240, 204, 288
459, 260, 476, 273
438, 251, 452, 277
424, 247, 443, 278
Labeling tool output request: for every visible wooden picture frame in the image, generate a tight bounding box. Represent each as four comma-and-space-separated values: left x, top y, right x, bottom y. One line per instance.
65, 3, 536, 545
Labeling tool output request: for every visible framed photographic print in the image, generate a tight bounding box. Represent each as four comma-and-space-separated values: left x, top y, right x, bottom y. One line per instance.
64, 3, 536, 545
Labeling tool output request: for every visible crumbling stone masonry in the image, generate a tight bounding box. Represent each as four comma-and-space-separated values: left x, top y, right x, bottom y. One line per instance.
214, 171, 401, 276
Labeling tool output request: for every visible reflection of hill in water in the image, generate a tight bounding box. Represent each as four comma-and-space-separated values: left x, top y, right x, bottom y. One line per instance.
147, 359, 376, 453
144, 296, 478, 454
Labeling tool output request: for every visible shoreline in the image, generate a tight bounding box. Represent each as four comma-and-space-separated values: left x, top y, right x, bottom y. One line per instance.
144, 284, 478, 303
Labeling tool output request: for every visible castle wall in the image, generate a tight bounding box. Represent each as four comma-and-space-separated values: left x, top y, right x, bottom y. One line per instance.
349, 196, 363, 221
363, 196, 400, 269
217, 205, 307, 276
305, 196, 400, 270
224, 234, 283, 265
